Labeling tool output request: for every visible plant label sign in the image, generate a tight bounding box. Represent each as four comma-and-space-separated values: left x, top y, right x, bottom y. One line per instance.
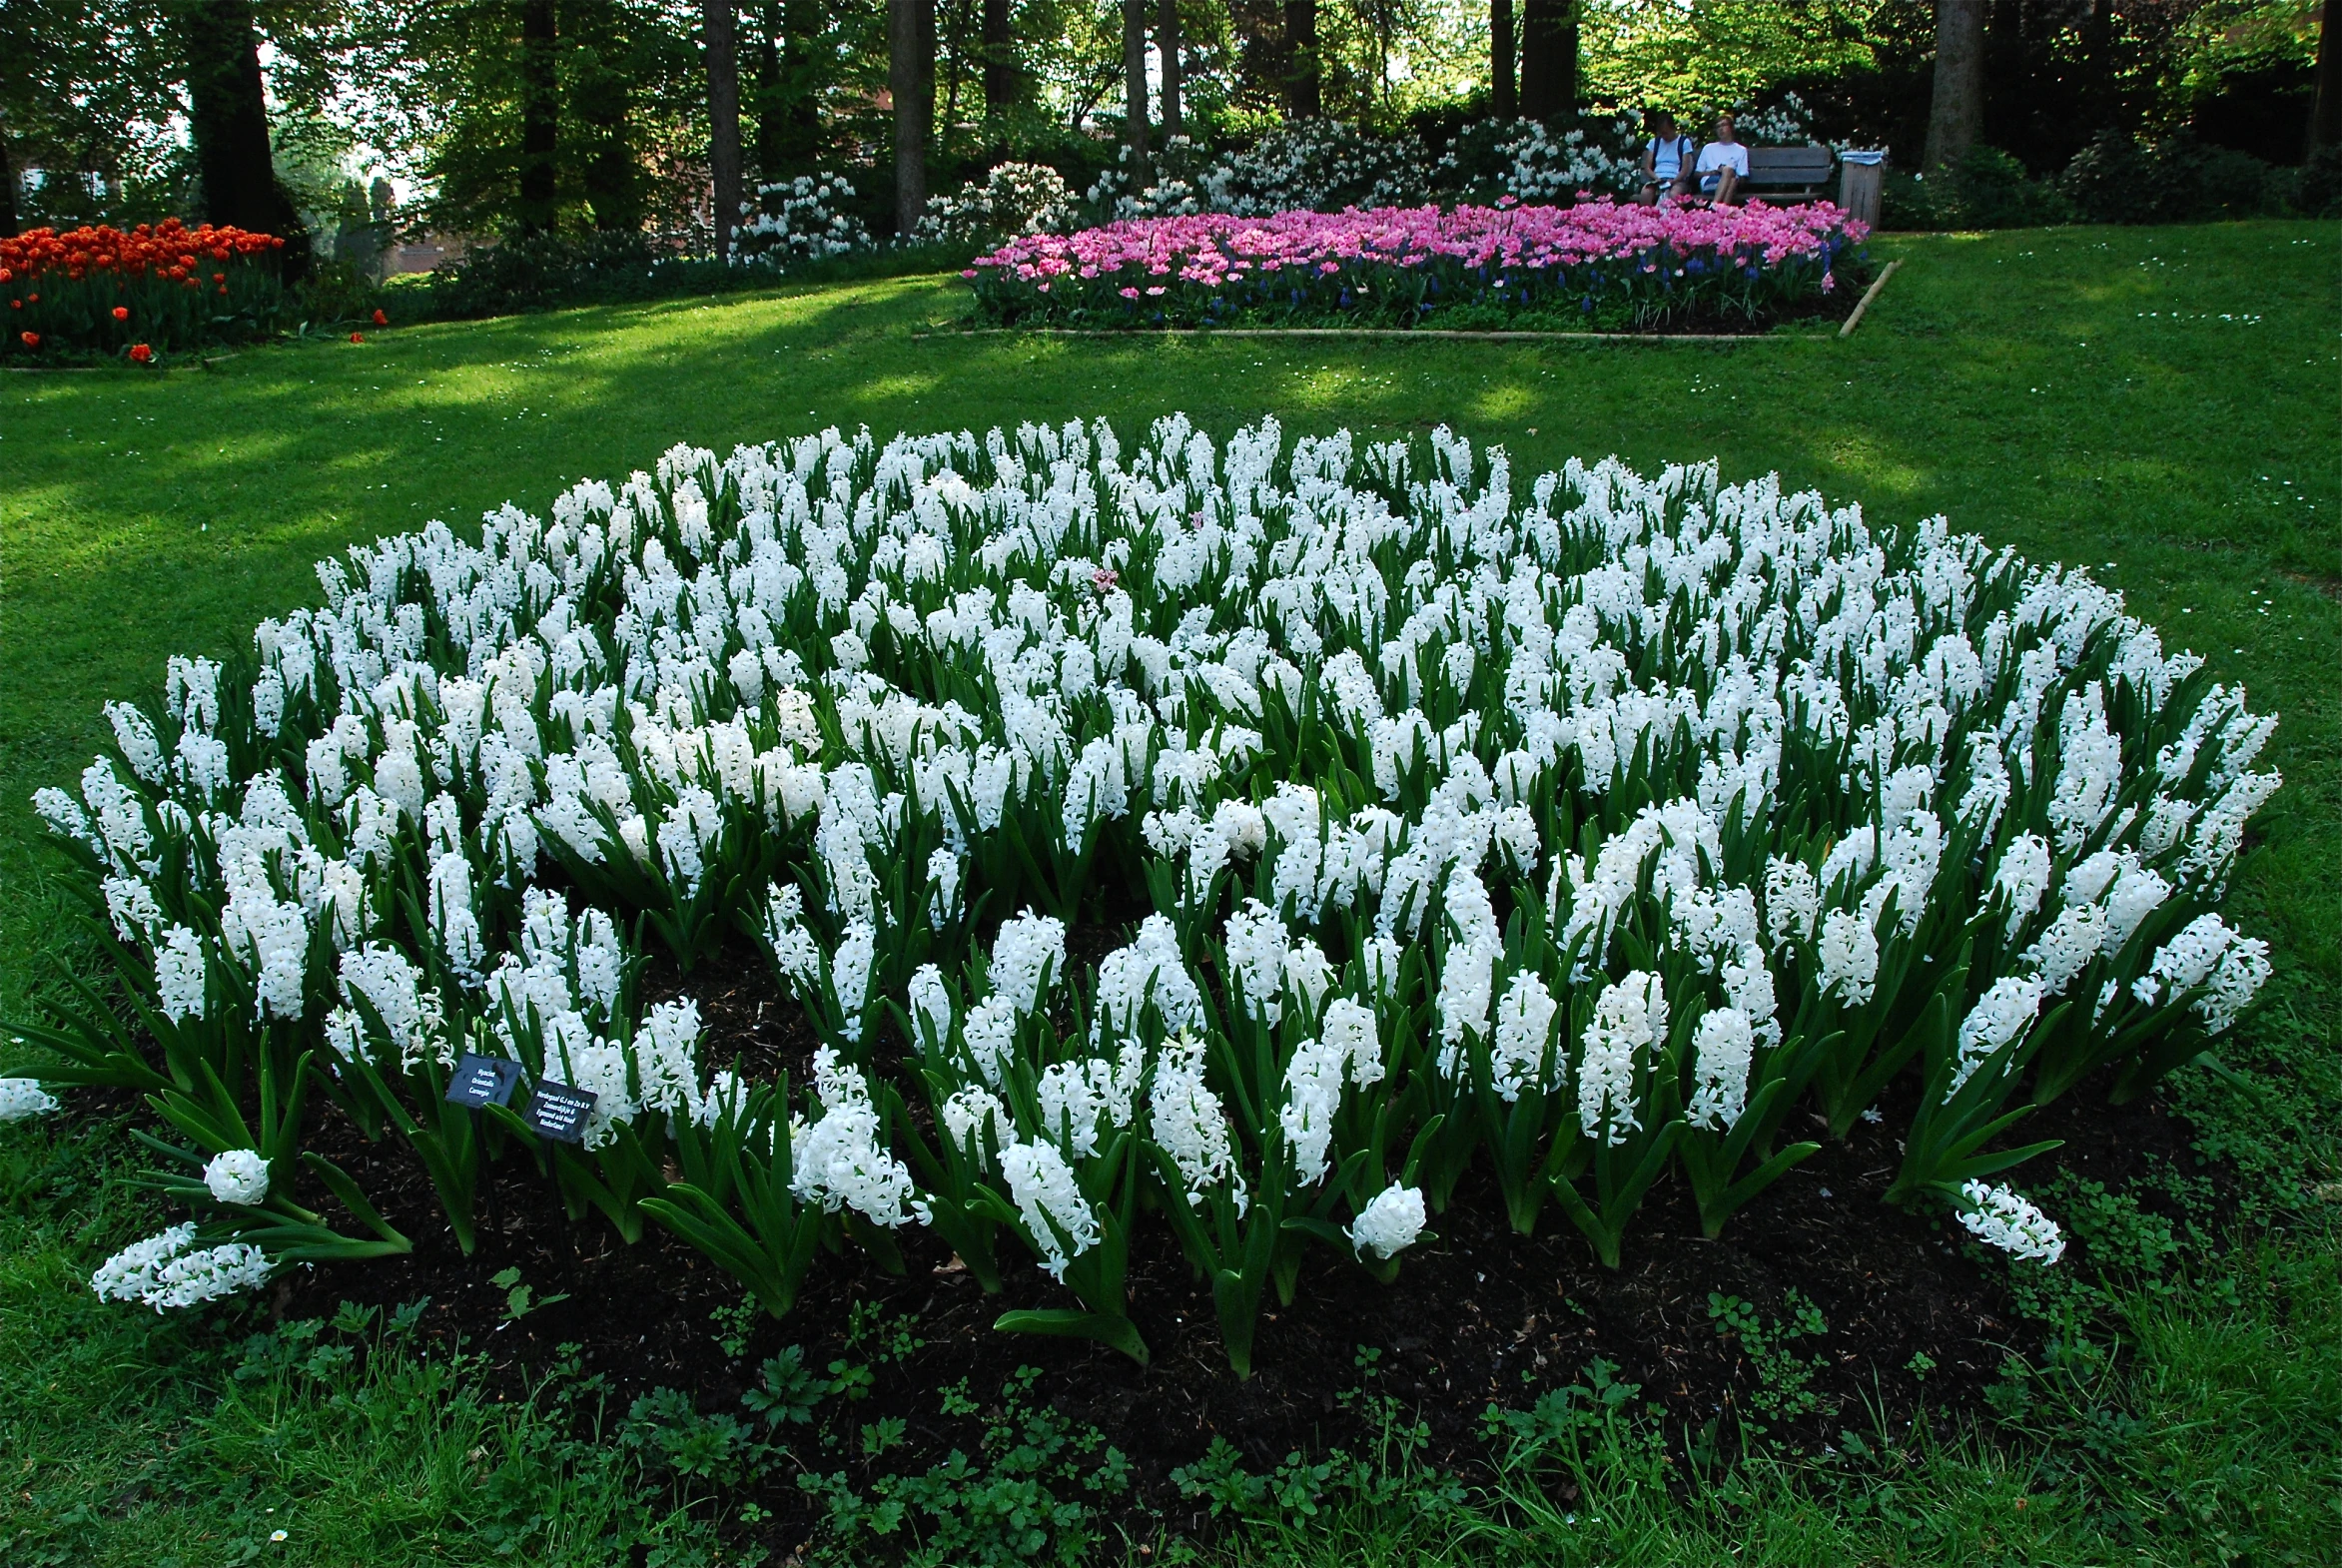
444, 1053, 524, 1109
521, 1083, 597, 1145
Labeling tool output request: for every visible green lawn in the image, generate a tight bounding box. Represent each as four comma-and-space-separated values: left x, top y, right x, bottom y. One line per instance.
2, 220, 2337, 1565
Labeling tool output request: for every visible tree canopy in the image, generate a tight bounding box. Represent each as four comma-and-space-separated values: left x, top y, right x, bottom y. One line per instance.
1, 0, 2325, 242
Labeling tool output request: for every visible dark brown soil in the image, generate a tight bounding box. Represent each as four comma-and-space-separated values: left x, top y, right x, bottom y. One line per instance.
279, 935, 2222, 1550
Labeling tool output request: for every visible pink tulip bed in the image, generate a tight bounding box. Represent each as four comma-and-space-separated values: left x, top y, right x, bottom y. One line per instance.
966, 199, 1871, 332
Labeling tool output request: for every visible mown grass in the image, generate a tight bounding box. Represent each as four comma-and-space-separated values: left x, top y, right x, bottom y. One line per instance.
1, 219, 2336, 1565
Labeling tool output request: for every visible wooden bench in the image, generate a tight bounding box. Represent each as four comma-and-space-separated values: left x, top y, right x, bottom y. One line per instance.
1741, 145, 1838, 201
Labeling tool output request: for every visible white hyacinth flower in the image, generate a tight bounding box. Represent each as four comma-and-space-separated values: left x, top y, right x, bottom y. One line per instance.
1950, 977, 2045, 1095
988, 909, 1067, 1019
1954, 1180, 2065, 1265
0, 1079, 61, 1123
999, 1139, 1100, 1279
1348, 1181, 1427, 1259
202, 1149, 271, 1206
1578, 971, 1666, 1146
92, 1222, 275, 1311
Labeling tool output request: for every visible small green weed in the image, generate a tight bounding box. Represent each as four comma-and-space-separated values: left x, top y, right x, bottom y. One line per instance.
1708, 1288, 1834, 1438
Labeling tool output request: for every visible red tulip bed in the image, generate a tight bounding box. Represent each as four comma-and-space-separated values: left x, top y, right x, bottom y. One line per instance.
967, 199, 1871, 332
1, 220, 292, 364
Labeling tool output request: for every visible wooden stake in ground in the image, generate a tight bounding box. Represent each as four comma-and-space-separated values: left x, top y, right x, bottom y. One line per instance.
1839, 259, 1904, 339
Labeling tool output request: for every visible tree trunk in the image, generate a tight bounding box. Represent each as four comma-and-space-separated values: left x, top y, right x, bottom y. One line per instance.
1519, 0, 1574, 121
982, 0, 1019, 117
565, 0, 638, 231
1284, 0, 1318, 118
173, 0, 309, 267
0, 116, 17, 238
705, 0, 741, 260
516, 0, 560, 232
755, 3, 784, 180
1491, 0, 1515, 120
576, 65, 638, 230
1123, 0, 1150, 163
890, 0, 932, 234
1925, 0, 1984, 170
2312, 0, 2338, 156
942, 0, 967, 126
776, 0, 822, 173
1159, 0, 1182, 143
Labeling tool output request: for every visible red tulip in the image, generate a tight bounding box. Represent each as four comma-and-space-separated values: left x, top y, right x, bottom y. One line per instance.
19, 331, 37, 348
129, 343, 154, 365
350, 332, 366, 344
112, 305, 130, 321
372, 308, 389, 326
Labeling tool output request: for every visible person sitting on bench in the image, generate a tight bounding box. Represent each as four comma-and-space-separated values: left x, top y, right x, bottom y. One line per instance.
1694, 114, 1750, 206
1637, 111, 1697, 205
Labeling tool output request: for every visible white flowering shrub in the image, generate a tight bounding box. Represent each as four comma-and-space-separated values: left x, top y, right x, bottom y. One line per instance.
1090, 125, 1433, 222
917, 163, 1078, 248
1437, 116, 1645, 203
1088, 116, 1658, 224
23, 419, 2282, 1361
1730, 93, 1819, 148
735, 174, 875, 269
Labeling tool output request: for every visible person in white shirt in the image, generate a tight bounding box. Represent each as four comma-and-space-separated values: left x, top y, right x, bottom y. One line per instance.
1695, 114, 1750, 206
1636, 110, 1697, 205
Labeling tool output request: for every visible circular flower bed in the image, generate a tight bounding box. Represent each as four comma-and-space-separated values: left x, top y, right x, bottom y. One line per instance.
19, 419, 2275, 1374
966, 201, 1869, 330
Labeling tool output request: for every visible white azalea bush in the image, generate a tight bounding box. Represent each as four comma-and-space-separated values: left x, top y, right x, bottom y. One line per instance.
735, 173, 875, 269
1088, 124, 1435, 222
17, 417, 2280, 1372
917, 163, 1079, 248
1436, 116, 1645, 204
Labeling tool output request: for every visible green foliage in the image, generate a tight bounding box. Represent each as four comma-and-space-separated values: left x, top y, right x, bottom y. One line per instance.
1582, 0, 1894, 116
621, 1385, 762, 1486
0, 1179, 728, 1565
1881, 146, 2076, 231
1707, 1288, 1834, 1437
2295, 147, 2342, 218
2061, 131, 2294, 225
799, 1364, 1130, 1566
741, 1344, 829, 1428
424, 231, 973, 320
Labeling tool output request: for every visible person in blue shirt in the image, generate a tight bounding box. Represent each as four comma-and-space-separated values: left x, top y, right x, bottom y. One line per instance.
1636, 111, 1698, 205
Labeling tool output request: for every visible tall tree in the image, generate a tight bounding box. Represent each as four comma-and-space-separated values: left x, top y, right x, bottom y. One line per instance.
754, 2, 784, 178
1491, 0, 1515, 119
567, 0, 643, 231
0, 115, 17, 237
889, 0, 932, 233
757, 0, 822, 178
1518, 0, 1574, 120
1925, 0, 1984, 169
981, 0, 1019, 118
2312, 0, 2337, 157
704, 0, 741, 259
1284, 0, 1319, 117
171, 0, 309, 265
516, 0, 559, 232
1159, 0, 1182, 142
1925, 0, 1985, 169
1124, 0, 1150, 160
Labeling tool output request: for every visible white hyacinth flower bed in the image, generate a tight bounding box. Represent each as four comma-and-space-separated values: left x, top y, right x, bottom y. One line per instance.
21, 416, 2277, 1373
